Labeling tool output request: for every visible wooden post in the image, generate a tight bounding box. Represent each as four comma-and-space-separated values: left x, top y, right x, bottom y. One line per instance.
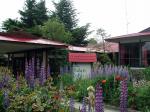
139, 40, 142, 67
7, 54, 10, 68
118, 42, 120, 65
43, 50, 48, 78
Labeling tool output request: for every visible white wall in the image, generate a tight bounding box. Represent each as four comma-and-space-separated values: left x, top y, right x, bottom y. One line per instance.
72, 63, 91, 80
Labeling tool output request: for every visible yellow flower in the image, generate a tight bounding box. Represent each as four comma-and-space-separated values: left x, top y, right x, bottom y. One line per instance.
87, 86, 95, 92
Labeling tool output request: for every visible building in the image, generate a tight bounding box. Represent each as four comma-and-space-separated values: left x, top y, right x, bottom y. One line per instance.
0, 31, 67, 77
106, 27, 150, 67
0, 31, 98, 79
68, 52, 97, 80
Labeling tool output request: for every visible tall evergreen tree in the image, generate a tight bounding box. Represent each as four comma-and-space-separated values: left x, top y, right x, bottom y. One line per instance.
35, 0, 48, 25
71, 24, 90, 46
19, 0, 48, 28
53, 0, 90, 46
19, 0, 37, 28
2, 18, 23, 32
53, 0, 77, 31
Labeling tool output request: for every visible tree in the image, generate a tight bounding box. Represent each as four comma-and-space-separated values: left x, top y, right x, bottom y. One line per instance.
41, 19, 72, 43
97, 53, 112, 65
87, 38, 98, 45
35, 0, 48, 25
19, 0, 37, 28
53, 0, 77, 31
96, 28, 110, 52
53, 0, 90, 46
71, 24, 91, 46
2, 18, 23, 32
19, 0, 48, 28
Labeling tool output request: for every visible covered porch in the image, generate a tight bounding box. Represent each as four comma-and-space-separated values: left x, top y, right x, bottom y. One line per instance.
0, 32, 68, 77
105, 29, 150, 67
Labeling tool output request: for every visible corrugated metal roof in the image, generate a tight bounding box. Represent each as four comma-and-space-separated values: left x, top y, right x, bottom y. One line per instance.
105, 28, 150, 43
0, 33, 67, 46
0, 32, 67, 53
68, 45, 97, 52
68, 53, 97, 62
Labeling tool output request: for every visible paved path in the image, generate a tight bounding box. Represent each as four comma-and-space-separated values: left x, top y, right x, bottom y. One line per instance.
74, 102, 119, 112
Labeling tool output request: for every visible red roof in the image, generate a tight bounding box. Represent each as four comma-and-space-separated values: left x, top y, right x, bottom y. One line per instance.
0, 32, 67, 47
105, 31, 150, 43
69, 53, 97, 62
105, 42, 118, 52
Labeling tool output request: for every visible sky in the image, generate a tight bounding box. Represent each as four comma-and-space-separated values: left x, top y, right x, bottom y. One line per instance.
0, 0, 150, 38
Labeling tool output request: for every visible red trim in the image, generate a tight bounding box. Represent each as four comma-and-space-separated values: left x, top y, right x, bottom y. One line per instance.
0, 34, 68, 47
68, 53, 97, 62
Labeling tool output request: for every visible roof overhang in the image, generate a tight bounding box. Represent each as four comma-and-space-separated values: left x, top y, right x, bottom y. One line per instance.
0, 34, 67, 54
105, 32, 150, 43
0, 41, 55, 53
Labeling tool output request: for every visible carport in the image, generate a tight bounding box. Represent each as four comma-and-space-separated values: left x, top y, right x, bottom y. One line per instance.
0, 32, 68, 76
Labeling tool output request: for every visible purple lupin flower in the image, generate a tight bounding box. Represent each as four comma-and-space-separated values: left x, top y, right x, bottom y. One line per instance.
30, 57, 35, 88
2, 74, 10, 88
69, 97, 75, 112
3, 91, 9, 109
25, 58, 28, 80
36, 58, 40, 78
95, 84, 104, 112
88, 100, 91, 112
120, 79, 128, 112
47, 63, 50, 77
39, 62, 46, 86
28, 58, 35, 89
0, 81, 3, 89
81, 97, 86, 112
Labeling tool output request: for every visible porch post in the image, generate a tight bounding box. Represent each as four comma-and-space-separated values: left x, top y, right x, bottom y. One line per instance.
139, 40, 142, 67
43, 50, 48, 78
118, 42, 120, 65
7, 53, 10, 68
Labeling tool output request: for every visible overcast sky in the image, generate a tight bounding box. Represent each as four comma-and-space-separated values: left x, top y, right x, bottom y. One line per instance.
0, 0, 150, 38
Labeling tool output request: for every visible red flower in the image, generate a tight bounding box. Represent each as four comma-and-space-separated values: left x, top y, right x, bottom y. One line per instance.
101, 80, 106, 84
115, 75, 121, 81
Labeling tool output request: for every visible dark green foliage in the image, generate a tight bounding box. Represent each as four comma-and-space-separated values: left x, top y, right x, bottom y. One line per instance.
87, 38, 98, 45
53, 0, 77, 31
2, 18, 23, 32
19, 0, 48, 28
53, 0, 90, 46
26, 25, 43, 36
142, 67, 150, 80
74, 79, 92, 101
0, 91, 5, 112
3, 0, 48, 32
35, 0, 48, 25
133, 85, 150, 111
60, 74, 74, 87
71, 24, 90, 46
97, 53, 112, 65
19, 0, 37, 27
41, 19, 72, 43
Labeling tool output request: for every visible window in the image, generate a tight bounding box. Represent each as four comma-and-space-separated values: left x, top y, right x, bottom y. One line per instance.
142, 42, 150, 67
120, 43, 140, 67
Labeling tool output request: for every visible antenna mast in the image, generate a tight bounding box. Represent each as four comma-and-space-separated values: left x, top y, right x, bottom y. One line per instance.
125, 0, 129, 34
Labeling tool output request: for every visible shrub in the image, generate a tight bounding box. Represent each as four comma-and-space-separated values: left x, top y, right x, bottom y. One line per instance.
142, 67, 150, 81
97, 53, 112, 65
74, 79, 93, 101
60, 74, 74, 87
